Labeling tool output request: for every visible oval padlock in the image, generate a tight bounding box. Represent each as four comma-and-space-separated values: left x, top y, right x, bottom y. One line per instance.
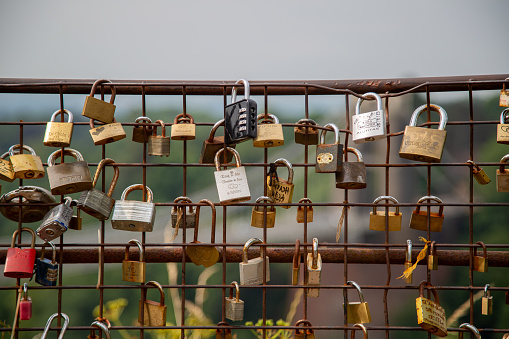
295, 319, 315, 339
171, 196, 196, 229
0, 186, 55, 223
44, 109, 74, 147
496, 154, 509, 192
350, 323, 368, 339
139, 280, 167, 326
82, 79, 116, 123
345, 281, 372, 324
89, 319, 111, 339
294, 118, 319, 145
111, 184, 156, 232
296, 198, 313, 223
186, 199, 219, 267
416, 281, 447, 337
47, 148, 93, 195
148, 119, 171, 156
132, 116, 154, 143
335, 147, 367, 189
122, 239, 146, 283
467, 160, 491, 185
353, 92, 385, 143
171, 113, 196, 140
40, 313, 69, 339
199, 119, 236, 164
4, 228, 36, 278
89, 117, 126, 145
267, 158, 294, 207
458, 323, 481, 339
0, 151, 15, 182
399, 104, 448, 163
251, 196, 276, 228
224, 79, 257, 144
497, 108, 509, 144
9, 144, 45, 179
225, 281, 244, 321
316, 123, 343, 173
239, 237, 270, 285
214, 147, 251, 205
409, 196, 444, 232
253, 113, 284, 148
368, 196, 401, 231
473, 241, 488, 273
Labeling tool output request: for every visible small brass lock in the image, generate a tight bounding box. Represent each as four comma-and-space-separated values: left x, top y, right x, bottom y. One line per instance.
427, 241, 438, 271
296, 198, 313, 223
171, 113, 196, 140
40, 313, 69, 339
295, 320, 315, 339
251, 196, 276, 228
335, 147, 367, 189
148, 119, 171, 156
122, 239, 146, 283
214, 147, 251, 205
458, 323, 481, 339
350, 323, 368, 339
200, 119, 236, 164
185, 199, 220, 267
225, 281, 244, 321
294, 118, 319, 145
171, 196, 196, 229
501, 83, 509, 107
267, 158, 294, 208
9, 144, 45, 179
404, 240, 413, 284
0, 186, 55, 223
253, 113, 284, 148
132, 116, 154, 143
44, 109, 74, 147
306, 238, 322, 297
292, 239, 300, 285
89, 118, 126, 145
496, 154, 509, 192
139, 281, 167, 326
497, 108, 509, 144
352, 92, 385, 143
47, 148, 93, 195
473, 241, 488, 273
409, 196, 444, 232
467, 160, 490, 185
368, 196, 402, 231
239, 238, 270, 285
82, 79, 116, 123
316, 123, 343, 173
416, 281, 447, 337
345, 280, 372, 324
0, 151, 15, 182
482, 283, 493, 315
215, 322, 232, 339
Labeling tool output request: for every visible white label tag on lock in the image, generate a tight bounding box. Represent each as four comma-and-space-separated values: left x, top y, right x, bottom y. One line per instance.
352, 110, 385, 143
214, 167, 251, 204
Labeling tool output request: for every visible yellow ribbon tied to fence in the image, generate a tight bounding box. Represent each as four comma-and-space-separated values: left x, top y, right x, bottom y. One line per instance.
397, 237, 431, 280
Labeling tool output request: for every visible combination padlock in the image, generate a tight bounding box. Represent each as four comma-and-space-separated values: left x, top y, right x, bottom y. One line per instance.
253, 113, 284, 148
467, 160, 490, 185
148, 120, 171, 156
482, 283, 493, 315
40, 313, 70, 339
496, 154, 509, 192
239, 238, 270, 285
89, 118, 126, 145
171, 196, 196, 229
316, 123, 343, 173
132, 116, 154, 143
292, 239, 300, 285
224, 79, 257, 144
368, 196, 402, 231
335, 147, 367, 189
458, 323, 480, 339
139, 281, 167, 326
4, 228, 36, 279
427, 241, 438, 271
267, 158, 294, 208
44, 109, 74, 147
19, 283, 32, 320
36, 196, 73, 241
0, 151, 15, 182
306, 238, 322, 297
473, 241, 488, 273
352, 92, 385, 143
9, 144, 45, 179
404, 240, 412, 284
225, 281, 244, 322
399, 104, 448, 163
344, 281, 372, 324
296, 198, 313, 223
0, 186, 55, 223
82, 79, 116, 123
214, 147, 251, 205
409, 196, 444, 232
111, 184, 156, 232
199, 119, 236, 164
497, 108, 509, 144
251, 196, 276, 228
295, 320, 315, 339
416, 281, 447, 337
171, 113, 196, 140
294, 119, 319, 145
122, 239, 146, 283
35, 241, 59, 286
47, 148, 93, 195
185, 199, 220, 267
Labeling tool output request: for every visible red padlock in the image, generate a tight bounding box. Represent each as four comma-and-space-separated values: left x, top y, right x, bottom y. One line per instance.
4, 228, 36, 278
19, 283, 32, 320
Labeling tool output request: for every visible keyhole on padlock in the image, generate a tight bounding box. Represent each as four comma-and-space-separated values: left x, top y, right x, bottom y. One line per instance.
25, 171, 34, 178
66, 185, 77, 192
46, 229, 55, 236
129, 223, 135, 228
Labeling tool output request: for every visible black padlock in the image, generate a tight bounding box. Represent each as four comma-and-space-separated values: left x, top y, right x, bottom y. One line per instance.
224, 79, 257, 144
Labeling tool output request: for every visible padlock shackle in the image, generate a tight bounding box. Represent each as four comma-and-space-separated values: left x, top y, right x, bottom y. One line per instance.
121, 184, 153, 203
172, 196, 194, 214
228, 281, 240, 302
408, 104, 448, 130
231, 79, 250, 103
134, 116, 153, 124
41, 241, 57, 264
418, 280, 440, 304
293, 239, 300, 270
474, 241, 487, 258
295, 319, 313, 328
40, 313, 69, 339
466, 160, 481, 171
405, 240, 412, 262
347, 280, 366, 303
372, 196, 399, 215
350, 323, 368, 339
429, 241, 436, 256
89, 79, 116, 104
92, 158, 120, 197
311, 238, 319, 269
8, 144, 36, 157
355, 92, 383, 115
345, 147, 363, 162
319, 123, 340, 145
459, 323, 481, 339
0, 151, 9, 160
214, 147, 241, 171
47, 148, 84, 166
91, 320, 111, 339
89, 117, 119, 129
174, 113, 195, 124
499, 154, 509, 172
298, 198, 312, 204
194, 199, 216, 243
144, 280, 165, 306
23, 282, 28, 299
242, 237, 264, 264
10, 227, 36, 249
296, 118, 317, 127
273, 158, 294, 184
208, 119, 225, 142
256, 113, 279, 124
415, 195, 444, 215
125, 239, 144, 262
50, 109, 74, 123
484, 283, 490, 297
253, 196, 275, 212
152, 119, 167, 137
500, 108, 509, 124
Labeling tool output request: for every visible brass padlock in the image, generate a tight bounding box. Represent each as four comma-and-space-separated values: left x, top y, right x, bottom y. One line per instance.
497, 108, 509, 144
501, 83, 509, 107
399, 104, 448, 163
292, 239, 300, 285
295, 320, 315, 339
82, 79, 116, 124
44, 109, 74, 147
428, 241, 438, 270
171, 196, 196, 229
239, 238, 270, 285
89, 319, 111, 339
368, 196, 402, 231
294, 119, 319, 145
482, 283, 493, 315
404, 240, 413, 284
0, 186, 55, 223
306, 238, 322, 297
9, 144, 45, 179
336, 147, 367, 189
416, 281, 447, 337
47, 148, 93, 195
409, 196, 444, 232
216, 322, 232, 339
199, 119, 236, 164
496, 154, 509, 192
185, 199, 220, 267
89, 118, 126, 145
40, 313, 70, 339
316, 123, 343, 173
214, 147, 251, 205
253, 113, 284, 148
345, 280, 372, 324
352, 92, 385, 143
171, 113, 196, 140
111, 184, 156, 232
139, 281, 167, 326
473, 241, 488, 273
467, 160, 490, 185
251, 196, 276, 228
122, 239, 146, 283
296, 198, 313, 223
458, 323, 481, 339
350, 323, 368, 339
225, 281, 244, 321
148, 120, 171, 156
132, 116, 154, 143
267, 158, 294, 208
0, 151, 15, 182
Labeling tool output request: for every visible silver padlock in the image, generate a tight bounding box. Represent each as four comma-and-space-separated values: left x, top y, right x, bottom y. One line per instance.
225, 281, 244, 322
458, 323, 481, 339
40, 313, 70, 339
352, 92, 386, 143
0, 186, 56, 223
111, 184, 156, 232
36, 197, 73, 241
47, 148, 93, 195
214, 147, 251, 205
306, 238, 322, 298
239, 238, 270, 285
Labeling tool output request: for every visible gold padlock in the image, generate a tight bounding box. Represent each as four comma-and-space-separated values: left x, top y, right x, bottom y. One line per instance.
467, 160, 490, 185
404, 240, 413, 284
251, 196, 276, 228
266, 158, 294, 208
295, 320, 315, 339
253, 113, 284, 148
497, 108, 509, 144
399, 104, 448, 163
350, 323, 368, 339
482, 283, 493, 315
428, 241, 438, 270
496, 154, 509, 192
296, 198, 313, 223
199, 119, 236, 164
215, 322, 232, 339
122, 239, 146, 283
500, 83, 509, 107
0, 151, 15, 182
416, 281, 447, 337
132, 116, 154, 143
89, 118, 126, 145
292, 239, 300, 285
8, 144, 45, 179
306, 238, 322, 297
139, 281, 167, 326
43, 109, 74, 147
148, 120, 171, 156
294, 119, 319, 145
316, 123, 343, 173
368, 196, 402, 231
409, 196, 444, 232
345, 280, 372, 324
185, 199, 219, 267
171, 113, 196, 140
82, 79, 116, 124
458, 323, 481, 339
47, 148, 93, 195
473, 241, 488, 273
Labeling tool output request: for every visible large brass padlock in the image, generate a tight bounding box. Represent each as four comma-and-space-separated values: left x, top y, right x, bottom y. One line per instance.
416, 281, 447, 337
111, 184, 156, 232
267, 158, 294, 208
458, 323, 481, 339
496, 154, 509, 192
215, 322, 232, 339
404, 240, 413, 284
47, 148, 93, 195
345, 281, 372, 324
0, 151, 15, 182
316, 123, 343, 173
44, 109, 74, 147
482, 283, 493, 315
82, 79, 116, 123
40, 313, 70, 339
199, 119, 236, 164
336, 147, 367, 189
0, 186, 55, 223
399, 104, 448, 163
4, 228, 36, 278
132, 116, 154, 143
294, 119, 319, 145
122, 239, 146, 283
368, 196, 402, 231
214, 147, 251, 205
171, 196, 196, 229
428, 241, 438, 271
225, 281, 244, 321
171, 113, 196, 140
350, 323, 368, 339
251, 196, 276, 228
473, 241, 488, 273
89, 118, 126, 145
253, 113, 284, 148
409, 196, 444, 232
185, 199, 220, 267
148, 120, 171, 156
497, 108, 509, 144
295, 320, 315, 339
501, 84, 509, 107
292, 239, 300, 285
306, 238, 322, 298
467, 160, 490, 185
352, 92, 385, 143
239, 238, 270, 285
139, 281, 167, 326
9, 144, 45, 179
296, 198, 313, 223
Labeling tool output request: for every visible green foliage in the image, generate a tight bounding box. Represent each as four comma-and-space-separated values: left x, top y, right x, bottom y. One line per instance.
245, 319, 292, 339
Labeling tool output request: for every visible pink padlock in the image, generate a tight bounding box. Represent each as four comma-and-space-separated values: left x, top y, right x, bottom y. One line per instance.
19, 283, 32, 320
